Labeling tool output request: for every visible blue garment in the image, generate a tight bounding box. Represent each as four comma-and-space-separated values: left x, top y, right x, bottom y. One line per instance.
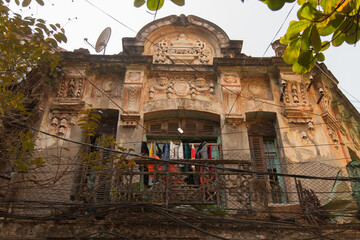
163, 142, 170, 159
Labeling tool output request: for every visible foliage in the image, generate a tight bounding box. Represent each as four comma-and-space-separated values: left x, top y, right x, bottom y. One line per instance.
0, 0, 66, 114
0, 0, 66, 173
77, 108, 136, 202
134, 0, 184, 11
261, 0, 360, 73
135, 0, 360, 74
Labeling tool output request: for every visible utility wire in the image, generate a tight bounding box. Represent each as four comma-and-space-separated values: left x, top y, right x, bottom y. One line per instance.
5, 111, 360, 182
83, 0, 360, 129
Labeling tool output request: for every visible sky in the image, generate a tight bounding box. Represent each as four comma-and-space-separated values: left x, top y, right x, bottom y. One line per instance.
9, 0, 360, 110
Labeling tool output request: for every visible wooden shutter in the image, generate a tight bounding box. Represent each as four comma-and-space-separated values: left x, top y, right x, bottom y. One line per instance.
150, 123, 162, 134
202, 123, 214, 135
185, 120, 197, 135
95, 172, 111, 203
248, 136, 266, 180
168, 121, 179, 134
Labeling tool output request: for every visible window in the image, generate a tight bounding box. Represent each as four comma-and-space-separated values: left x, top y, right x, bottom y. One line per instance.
248, 121, 286, 204
71, 109, 119, 203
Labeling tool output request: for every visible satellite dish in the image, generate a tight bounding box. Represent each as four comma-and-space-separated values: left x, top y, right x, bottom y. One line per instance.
95, 27, 111, 54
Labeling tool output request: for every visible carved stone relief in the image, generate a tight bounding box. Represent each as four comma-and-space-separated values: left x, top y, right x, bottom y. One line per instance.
50, 113, 77, 137
143, 98, 218, 114
57, 77, 84, 99
221, 73, 240, 86
121, 68, 145, 127
280, 78, 313, 124
147, 75, 215, 101
219, 72, 243, 127
93, 77, 122, 98
243, 77, 273, 101
151, 34, 214, 65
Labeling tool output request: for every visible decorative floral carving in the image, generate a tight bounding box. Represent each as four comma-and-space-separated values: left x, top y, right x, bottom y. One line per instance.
151, 34, 213, 65
148, 76, 214, 100
224, 74, 238, 84
173, 81, 190, 96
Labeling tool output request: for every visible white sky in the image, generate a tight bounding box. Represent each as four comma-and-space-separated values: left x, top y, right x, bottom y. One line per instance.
10, 0, 360, 110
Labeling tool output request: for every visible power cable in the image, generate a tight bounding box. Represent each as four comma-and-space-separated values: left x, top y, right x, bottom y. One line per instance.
5, 110, 360, 182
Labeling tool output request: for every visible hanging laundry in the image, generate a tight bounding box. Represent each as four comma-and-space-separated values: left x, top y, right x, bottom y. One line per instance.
148, 142, 155, 186
149, 142, 154, 156
141, 141, 149, 156
155, 142, 163, 159
207, 145, 212, 159
178, 142, 184, 169
141, 141, 149, 186
163, 142, 170, 159
169, 141, 175, 159
196, 141, 208, 159
183, 143, 192, 184
211, 145, 219, 160
190, 144, 196, 159
178, 142, 184, 159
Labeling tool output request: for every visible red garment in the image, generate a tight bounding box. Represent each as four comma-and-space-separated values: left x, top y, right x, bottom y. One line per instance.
207, 145, 212, 159
191, 147, 196, 159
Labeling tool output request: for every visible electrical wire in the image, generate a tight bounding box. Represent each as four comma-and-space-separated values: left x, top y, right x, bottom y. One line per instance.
5, 110, 360, 182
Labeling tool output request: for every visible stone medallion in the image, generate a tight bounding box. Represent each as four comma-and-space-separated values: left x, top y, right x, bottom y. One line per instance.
173, 81, 190, 96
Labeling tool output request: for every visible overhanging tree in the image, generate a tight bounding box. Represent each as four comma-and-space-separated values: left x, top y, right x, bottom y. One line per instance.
134, 0, 360, 73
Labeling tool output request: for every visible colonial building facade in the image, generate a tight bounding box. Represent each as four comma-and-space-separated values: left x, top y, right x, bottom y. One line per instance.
1, 15, 360, 239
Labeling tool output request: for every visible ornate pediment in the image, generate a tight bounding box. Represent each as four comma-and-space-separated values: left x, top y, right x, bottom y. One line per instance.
151, 34, 214, 65
147, 74, 215, 101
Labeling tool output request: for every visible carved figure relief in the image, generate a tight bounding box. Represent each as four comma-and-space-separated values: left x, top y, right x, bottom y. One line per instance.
57, 77, 84, 99
291, 83, 299, 103
280, 77, 313, 124
151, 34, 214, 65
147, 75, 215, 101
50, 113, 77, 137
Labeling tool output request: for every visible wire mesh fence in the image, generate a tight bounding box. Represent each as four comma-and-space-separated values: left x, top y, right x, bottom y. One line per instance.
1, 149, 359, 227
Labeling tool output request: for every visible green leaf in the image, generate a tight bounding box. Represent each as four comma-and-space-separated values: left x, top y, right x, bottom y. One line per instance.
318, 15, 344, 36
292, 62, 309, 73
285, 20, 312, 39
16, 164, 28, 172
311, 26, 321, 52
171, 0, 185, 6
298, 50, 312, 67
332, 26, 346, 47
49, 24, 57, 31
315, 52, 325, 61
321, 41, 330, 51
300, 26, 312, 51
134, 0, 145, 7
297, 0, 306, 5
31, 157, 45, 166
35, 23, 47, 30
35, 0, 44, 6
307, 0, 318, 8
22, 0, 31, 7
53, 33, 67, 43
262, 0, 286, 11
147, 0, 164, 11
282, 38, 301, 64
297, 3, 316, 20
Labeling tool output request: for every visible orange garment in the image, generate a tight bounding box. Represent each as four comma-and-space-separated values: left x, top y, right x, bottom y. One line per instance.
148, 154, 162, 178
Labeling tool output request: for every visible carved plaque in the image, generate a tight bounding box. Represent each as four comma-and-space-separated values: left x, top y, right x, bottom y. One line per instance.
151, 34, 214, 65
